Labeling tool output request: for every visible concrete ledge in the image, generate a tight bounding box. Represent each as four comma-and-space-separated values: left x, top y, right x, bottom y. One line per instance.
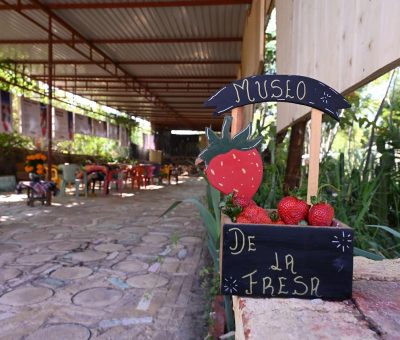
233, 257, 400, 340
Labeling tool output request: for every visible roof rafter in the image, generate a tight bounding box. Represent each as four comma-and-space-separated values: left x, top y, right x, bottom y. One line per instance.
52, 85, 219, 90
0, 37, 242, 44
0, 0, 251, 11
31, 75, 235, 80
9, 60, 240, 65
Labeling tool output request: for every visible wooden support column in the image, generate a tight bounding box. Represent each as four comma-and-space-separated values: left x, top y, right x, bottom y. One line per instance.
231, 104, 254, 137
284, 119, 306, 194
46, 15, 53, 205
307, 109, 323, 204
231, 107, 244, 136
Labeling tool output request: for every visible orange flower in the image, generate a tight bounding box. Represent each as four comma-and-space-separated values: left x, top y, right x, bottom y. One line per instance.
37, 164, 44, 170
25, 166, 34, 173
36, 169, 44, 175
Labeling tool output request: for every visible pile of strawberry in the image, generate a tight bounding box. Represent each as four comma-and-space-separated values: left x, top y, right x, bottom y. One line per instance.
222, 194, 335, 227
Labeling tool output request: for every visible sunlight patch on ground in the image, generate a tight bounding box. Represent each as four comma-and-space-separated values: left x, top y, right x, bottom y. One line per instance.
121, 193, 135, 197
0, 193, 27, 203
146, 185, 164, 190
0, 215, 13, 221
65, 202, 81, 208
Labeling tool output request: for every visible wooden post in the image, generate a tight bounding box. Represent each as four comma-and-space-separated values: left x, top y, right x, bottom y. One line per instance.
284, 120, 307, 194
231, 106, 244, 136
307, 109, 322, 204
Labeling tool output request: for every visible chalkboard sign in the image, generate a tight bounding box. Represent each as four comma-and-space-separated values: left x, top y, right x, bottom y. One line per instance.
220, 221, 353, 300
204, 75, 351, 121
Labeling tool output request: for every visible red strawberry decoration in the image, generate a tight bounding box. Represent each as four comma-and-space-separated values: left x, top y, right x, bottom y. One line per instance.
277, 196, 309, 225
308, 197, 334, 226
233, 195, 256, 208
237, 216, 251, 224
199, 116, 263, 199
239, 205, 271, 224
269, 210, 285, 225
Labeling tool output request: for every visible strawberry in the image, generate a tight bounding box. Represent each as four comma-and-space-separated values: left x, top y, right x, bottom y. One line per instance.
233, 195, 256, 208
199, 116, 263, 199
277, 196, 309, 225
269, 210, 285, 225
237, 216, 251, 224
308, 201, 334, 226
256, 213, 272, 224
242, 205, 271, 224
242, 205, 261, 220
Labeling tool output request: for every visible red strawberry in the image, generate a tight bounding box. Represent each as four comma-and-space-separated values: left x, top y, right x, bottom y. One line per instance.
269, 210, 285, 225
242, 205, 261, 220
256, 213, 272, 224
233, 195, 256, 208
242, 205, 271, 224
237, 216, 251, 224
308, 202, 334, 226
277, 196, 309, 225
199, 116, 263, 199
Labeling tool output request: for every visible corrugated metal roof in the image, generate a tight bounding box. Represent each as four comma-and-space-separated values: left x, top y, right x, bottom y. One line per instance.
54, 5, 247, 40
98, 42, 241, 62
0, 0, 252, 129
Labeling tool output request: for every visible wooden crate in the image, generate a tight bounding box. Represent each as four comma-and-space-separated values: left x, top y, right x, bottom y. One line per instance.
220, 216, 353, 301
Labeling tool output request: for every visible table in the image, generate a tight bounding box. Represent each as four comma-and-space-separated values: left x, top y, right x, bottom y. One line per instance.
16, 180, 57, 206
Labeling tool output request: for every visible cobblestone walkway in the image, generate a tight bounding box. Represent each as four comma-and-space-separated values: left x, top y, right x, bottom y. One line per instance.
0, 177, 208, 340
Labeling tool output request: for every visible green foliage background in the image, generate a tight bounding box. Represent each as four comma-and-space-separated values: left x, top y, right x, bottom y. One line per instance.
0, 64, 145, 162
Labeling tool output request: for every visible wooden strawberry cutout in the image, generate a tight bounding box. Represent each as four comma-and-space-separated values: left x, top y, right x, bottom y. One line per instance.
198, 116, 263, 199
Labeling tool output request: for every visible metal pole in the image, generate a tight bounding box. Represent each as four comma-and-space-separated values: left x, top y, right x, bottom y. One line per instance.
46, 15, 53, 205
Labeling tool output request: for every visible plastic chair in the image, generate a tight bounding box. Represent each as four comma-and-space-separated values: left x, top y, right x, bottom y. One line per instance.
152, 165, 163, 185
103, 168, 123, 194
44, 165, 61, 188
85, 165, 107, 194
145, 165, 156, 185
121, 165, 131, 188
58, 164, 88, 198
131, 166, 145, 189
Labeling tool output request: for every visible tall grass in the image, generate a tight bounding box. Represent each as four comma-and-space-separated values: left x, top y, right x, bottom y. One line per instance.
318, 153, 399, 259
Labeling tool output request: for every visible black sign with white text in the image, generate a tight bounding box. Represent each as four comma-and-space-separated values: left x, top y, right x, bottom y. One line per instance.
221, 223, 353, 300
204, 75, 350, 121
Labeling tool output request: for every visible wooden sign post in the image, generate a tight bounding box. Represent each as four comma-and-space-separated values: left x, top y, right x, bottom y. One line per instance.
307, 108, 323, 204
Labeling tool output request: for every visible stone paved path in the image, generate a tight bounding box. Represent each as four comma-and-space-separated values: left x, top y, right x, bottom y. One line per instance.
0, 177, 209, 340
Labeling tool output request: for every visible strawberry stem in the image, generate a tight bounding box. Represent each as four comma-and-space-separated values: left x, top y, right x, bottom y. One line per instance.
310, 195, 319, 205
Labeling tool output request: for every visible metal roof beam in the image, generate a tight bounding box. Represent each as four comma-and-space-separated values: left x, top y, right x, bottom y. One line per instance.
0, 1, 251, 10
37, 78, 230, 84
0, 37, 242, 44
32, 75, 234, 80
9, 60, 240, 65
55, 86, 219, 90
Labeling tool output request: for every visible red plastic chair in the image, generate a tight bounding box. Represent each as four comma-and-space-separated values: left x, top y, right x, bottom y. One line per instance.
103, 168, 123, 194
131, 166, 145, 189
145, 165, 156, 185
